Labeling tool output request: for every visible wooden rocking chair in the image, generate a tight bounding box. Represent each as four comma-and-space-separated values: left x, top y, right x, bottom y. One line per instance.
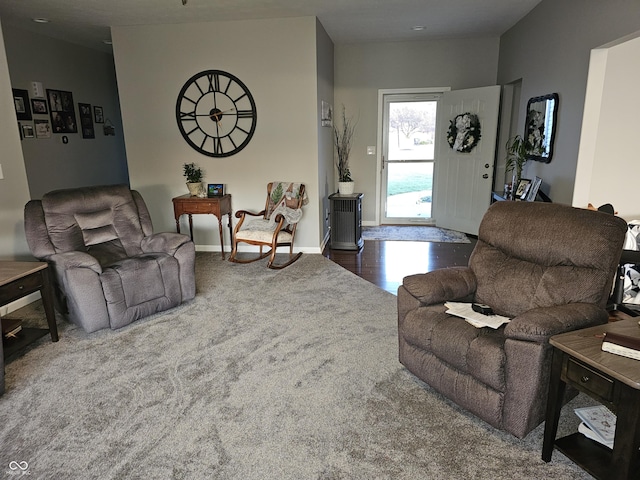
229, 182, 307, 269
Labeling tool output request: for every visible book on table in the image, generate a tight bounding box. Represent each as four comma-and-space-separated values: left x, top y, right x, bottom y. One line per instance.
601, 331, 640, 360
1, 317, 23, 339
574, 405, 616, 446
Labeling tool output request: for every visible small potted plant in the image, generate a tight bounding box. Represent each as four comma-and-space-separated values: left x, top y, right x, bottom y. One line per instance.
183, 162, 204, 196
505, 135, 528, 199
334, 105, 356, 194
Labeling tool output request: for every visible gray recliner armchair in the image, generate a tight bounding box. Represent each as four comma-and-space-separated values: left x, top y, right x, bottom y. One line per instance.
24, 184, 196, 333
397, 201, 627, 438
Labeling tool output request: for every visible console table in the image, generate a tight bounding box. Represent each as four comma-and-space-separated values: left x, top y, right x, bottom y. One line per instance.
172, 194, 233, 259
542, 318, 640, 479
1, 262, 59, 359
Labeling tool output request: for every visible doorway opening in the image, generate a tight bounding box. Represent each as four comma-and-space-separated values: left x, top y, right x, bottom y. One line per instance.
380, 91, 443, 224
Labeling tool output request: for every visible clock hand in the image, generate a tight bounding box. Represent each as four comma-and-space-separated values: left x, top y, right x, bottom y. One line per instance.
193, 107, 236, 117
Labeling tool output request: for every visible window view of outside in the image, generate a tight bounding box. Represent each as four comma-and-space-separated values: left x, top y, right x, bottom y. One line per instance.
386, 101, 437, 219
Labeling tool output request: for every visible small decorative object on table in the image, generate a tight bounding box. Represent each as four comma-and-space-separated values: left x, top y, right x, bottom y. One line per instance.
183, 162, 205, 197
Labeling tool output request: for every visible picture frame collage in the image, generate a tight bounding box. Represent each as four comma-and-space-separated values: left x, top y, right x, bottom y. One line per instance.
12, 86, 108, 141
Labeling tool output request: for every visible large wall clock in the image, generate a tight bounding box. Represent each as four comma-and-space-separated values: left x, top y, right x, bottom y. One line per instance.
176, 70, 257, 157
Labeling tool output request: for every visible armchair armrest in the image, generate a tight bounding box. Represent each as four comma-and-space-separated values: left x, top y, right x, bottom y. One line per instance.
505, 303, 608, 343
235, 209, 265, 219
48, 251, 102, 274
402, 267, 477, 305
141, 232, 192, 255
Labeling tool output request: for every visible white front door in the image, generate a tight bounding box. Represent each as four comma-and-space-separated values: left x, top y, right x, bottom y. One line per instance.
433, 86, 501, 235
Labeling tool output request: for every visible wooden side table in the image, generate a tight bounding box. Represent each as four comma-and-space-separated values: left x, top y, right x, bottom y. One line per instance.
172, 194, 233, 259
542, 318, 640, 479
1, 262, 59, 360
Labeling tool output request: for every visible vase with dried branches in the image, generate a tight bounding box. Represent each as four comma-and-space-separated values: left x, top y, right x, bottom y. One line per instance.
334, 105, 356, 194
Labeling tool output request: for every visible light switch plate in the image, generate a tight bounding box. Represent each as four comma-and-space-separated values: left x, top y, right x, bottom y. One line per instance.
367, 146, 376, 155
0, 163, 4, 179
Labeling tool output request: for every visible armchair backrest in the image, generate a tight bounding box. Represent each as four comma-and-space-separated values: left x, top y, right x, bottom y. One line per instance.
263, 182, 307, 222
25, 184, 151, 265
470, 201, 627, 317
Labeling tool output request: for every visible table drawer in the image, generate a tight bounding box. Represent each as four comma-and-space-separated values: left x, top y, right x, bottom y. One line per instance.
0, 272, 43, 305
565, 357, 614, 402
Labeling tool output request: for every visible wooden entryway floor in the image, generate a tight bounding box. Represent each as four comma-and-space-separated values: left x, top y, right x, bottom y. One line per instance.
323, 239, 477, 295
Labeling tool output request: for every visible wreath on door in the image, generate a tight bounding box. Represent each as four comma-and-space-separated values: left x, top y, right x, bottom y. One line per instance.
446, 113, 481, 153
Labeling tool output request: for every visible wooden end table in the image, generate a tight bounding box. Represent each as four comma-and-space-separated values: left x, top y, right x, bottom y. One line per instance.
542, 318, 640, 479
172, 194, 233, 259
1, 262, 59, 359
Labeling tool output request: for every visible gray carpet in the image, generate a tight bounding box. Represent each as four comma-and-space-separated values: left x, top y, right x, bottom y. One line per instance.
1, 253, 594, 479
362, 226, 470, 243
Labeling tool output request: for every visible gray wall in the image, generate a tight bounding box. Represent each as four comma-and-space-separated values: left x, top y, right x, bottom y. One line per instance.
497, 0, 640, 205
334, 37, 500, 224
2, 25, 128, 199
316, 19, 335, 243
112, 17, 328, 252
0, 21, 31, 261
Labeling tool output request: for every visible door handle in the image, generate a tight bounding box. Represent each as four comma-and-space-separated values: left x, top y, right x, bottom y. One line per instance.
482, 174, 489, 179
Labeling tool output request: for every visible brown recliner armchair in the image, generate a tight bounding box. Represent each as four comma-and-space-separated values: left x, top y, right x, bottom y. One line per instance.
24, 184, 196, 333
397, 201, 627, 438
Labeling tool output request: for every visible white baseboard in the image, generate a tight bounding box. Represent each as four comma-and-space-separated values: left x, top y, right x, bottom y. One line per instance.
195, 245, 322, 254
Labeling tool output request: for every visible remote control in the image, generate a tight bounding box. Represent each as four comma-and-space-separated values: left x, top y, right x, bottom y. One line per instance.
472, 303, 494, 315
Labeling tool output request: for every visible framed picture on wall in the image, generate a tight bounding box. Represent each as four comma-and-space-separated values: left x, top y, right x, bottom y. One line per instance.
31, 98, 48, 114
47, 88, 78, 133
34, 119, 52, 138
94, 106, 104, 123
13, 89, 32, 121
21, 123, 35, 138
78, 103, 95, 139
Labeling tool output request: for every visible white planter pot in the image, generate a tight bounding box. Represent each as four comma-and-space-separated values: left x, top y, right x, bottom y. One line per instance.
338, 181, 355, 195
187, 182, 204, 197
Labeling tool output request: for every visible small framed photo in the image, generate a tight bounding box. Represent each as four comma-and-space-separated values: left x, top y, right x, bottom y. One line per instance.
515, 178, 532, 200
94, 105, 104, 123
34, 119, 52, 138
21, 123, 35, 138
207, 184, 225, 197
526, 176, 543, 202
31, 98, 48, 114
13, 89, 32, 121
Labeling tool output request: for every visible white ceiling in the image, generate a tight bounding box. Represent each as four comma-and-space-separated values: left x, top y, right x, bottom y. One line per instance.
0, 0, 542, 53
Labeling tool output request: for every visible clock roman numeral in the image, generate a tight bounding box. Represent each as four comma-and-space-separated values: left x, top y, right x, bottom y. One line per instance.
237, 109, 254, 119
180, 111, 196, 120
214, 137, 224, 155
186, 125, 200, 136
234, 92, 247, 103
207, 73, 221, 92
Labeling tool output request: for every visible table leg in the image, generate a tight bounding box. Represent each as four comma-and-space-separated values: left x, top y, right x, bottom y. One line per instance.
610, 385, 640, 478
175, 217, 181, 234
542, 348, 565, 461
40, 267, 59, 342
227, 212, 233, 250
217, 216, 225, 259
188, 214, 194, 241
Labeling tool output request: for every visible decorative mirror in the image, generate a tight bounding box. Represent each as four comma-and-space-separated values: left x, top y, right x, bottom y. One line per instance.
524, 93, 558, 163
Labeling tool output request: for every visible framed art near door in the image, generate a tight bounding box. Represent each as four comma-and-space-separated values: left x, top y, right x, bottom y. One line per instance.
525, 93, 558, 163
